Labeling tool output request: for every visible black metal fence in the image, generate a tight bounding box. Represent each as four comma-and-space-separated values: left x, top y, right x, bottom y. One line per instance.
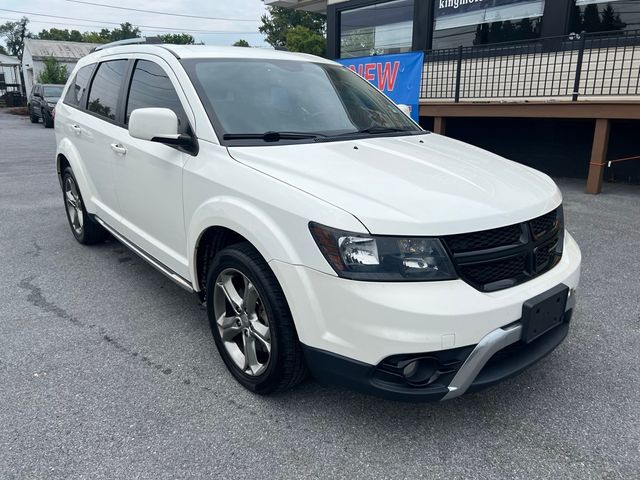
422, 29, 640, 102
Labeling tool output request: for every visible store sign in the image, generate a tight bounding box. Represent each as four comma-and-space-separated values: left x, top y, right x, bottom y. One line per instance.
436, 0, 539, 17
337, 51, 424, 121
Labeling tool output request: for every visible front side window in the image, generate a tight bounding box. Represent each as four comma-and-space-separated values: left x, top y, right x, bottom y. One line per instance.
571, 0, 640, 33
432, 0, 546, 50
87, 59, 128, 121
125, 60, 189, 134
63, 64, 95, 108
340, 0, 414, 58
183, 59, 420, 146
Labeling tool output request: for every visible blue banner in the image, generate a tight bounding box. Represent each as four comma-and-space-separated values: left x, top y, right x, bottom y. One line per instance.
337, 51, 424, 122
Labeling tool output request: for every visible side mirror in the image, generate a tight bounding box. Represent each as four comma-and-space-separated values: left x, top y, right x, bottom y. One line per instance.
34, 92, 42, 98
129, 107, 197, 153
397, 104, 412, 118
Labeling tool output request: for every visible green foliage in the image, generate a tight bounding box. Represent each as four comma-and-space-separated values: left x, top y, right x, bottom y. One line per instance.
259, 6, 325, 49
37, 56, 68, 84
0, 44, 7, 55
233, 39, 250, 47
37, 28, 84, 42
285, 26, 325, 57
157, 33, 195, 45
0, 16, 31, 59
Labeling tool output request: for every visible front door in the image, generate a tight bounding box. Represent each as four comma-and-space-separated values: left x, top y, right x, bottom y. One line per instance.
112, 57, 194, 279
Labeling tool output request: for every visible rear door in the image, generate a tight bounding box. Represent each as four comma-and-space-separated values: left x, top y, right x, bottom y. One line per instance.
75, 58, 129, 224
112, 56, 194, 278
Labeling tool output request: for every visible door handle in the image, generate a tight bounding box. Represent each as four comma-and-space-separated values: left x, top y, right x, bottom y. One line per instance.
71, 124, 81, 135
110, 143, 127, 156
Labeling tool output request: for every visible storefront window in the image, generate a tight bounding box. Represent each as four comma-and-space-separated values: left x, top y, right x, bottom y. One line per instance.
340, 0, 414, 58
570, 0, 640, 34
432, 0, 546, 50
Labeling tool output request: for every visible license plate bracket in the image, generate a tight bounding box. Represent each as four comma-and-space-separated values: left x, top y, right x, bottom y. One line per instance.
521, 284, 569, 344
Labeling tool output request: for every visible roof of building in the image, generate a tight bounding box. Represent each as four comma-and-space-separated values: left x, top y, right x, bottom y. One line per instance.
24, 38, 101, 62
0, 53, 20, 66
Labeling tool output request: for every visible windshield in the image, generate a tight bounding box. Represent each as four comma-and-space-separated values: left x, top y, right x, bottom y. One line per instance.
182, 59, 422, 145
43, 86, 64, 98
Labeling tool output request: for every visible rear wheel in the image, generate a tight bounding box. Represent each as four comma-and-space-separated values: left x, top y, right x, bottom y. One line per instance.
62, 167, 108, 245
206, 242, 306, 394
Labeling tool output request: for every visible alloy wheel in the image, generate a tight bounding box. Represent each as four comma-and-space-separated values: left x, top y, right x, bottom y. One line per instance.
213, 268, 272, 376
64, 176, 84, 236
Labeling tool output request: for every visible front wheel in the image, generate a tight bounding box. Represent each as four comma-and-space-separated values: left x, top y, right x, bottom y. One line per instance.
206, 242, 306, 394
29, 106, 38, 123
42, 109, 54, 128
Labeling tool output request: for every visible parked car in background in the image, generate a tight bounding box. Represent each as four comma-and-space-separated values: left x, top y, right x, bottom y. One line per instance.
54, 42, 581, 401
28, 84, 63, 128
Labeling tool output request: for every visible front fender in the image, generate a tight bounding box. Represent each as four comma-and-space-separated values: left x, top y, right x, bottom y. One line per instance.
56, 137, 96, 213
187, 195, 302, 289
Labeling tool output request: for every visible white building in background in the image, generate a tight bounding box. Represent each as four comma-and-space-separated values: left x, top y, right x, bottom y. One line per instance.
22, 39, 99, 94
0, 52, 21, 87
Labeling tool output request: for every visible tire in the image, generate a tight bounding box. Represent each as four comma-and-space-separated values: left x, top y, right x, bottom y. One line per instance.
29, 106, 38, 124
206, 242, 306, 394
42, 109, 54, 128
61, 167, 109, 245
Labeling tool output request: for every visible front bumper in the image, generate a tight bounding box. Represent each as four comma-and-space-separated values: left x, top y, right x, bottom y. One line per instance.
269, 231, 581, 401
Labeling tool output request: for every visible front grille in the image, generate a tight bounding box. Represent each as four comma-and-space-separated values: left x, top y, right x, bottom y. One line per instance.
443, 207, 564, 292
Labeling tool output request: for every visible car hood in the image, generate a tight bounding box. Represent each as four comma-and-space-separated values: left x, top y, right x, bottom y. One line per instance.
44, 96, 60, 103
227, 133, 562, 236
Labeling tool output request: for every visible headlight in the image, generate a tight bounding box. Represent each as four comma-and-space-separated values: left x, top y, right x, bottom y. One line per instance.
309, 222, 457, 281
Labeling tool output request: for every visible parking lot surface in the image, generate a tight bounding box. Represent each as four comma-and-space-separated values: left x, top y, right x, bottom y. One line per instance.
1, 111, 639, 479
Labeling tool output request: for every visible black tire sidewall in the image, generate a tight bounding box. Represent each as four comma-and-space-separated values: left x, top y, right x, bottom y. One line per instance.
206, 246, 288, 394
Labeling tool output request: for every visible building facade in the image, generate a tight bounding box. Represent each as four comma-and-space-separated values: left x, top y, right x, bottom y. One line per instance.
22, 39, 99, 96
266, 0, 640, 192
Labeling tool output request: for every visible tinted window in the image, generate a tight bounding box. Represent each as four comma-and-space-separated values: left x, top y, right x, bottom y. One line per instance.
87, 60, 128, 121
571, 1, 640, 33
126, 60, 189, 134
340, 0, 414, 58
63, 64, 95, 107
432, 0, 545, 49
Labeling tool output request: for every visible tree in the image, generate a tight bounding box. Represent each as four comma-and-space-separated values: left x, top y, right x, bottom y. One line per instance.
0, 44, 7, 55
37, 56, 68, 84
233, 39, 250, 47
286, 26, 325, 56
158, 33, 195, 45
109, 23, 140, 41
38, 28, 83, 42
259, 6, 325, 50
0, 17, 31, 59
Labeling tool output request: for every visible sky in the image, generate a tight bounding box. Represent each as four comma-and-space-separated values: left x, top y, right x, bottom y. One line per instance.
0, 0, 269, 48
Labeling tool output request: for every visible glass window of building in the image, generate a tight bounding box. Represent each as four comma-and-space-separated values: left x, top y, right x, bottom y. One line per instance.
432, 0, 546, 50
340, 0, 414, 58
570, 1, 640, 34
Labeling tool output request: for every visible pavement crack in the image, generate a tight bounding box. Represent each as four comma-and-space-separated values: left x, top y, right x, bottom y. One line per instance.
18, 275, 174, 379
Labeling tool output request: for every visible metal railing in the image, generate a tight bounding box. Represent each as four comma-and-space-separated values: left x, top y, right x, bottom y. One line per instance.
422, 29, 640, 102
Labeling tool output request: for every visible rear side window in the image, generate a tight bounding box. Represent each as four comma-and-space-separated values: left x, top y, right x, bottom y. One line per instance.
64, 64, 95, 107
126, 60, 189, 134
87, 60, 128, 121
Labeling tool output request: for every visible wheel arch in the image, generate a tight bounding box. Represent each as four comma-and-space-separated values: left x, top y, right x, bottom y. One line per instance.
56, 139, 96, 213
188, 197, 301, 295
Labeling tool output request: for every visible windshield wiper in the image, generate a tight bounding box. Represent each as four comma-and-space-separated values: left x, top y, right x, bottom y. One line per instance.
332, 126, 418, 138
223, 131, 326, 142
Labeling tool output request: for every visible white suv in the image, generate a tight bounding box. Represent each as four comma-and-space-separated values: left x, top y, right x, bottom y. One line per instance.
55, 42, 581, 401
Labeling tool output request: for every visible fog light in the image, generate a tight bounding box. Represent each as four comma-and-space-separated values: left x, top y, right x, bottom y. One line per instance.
402, 357, 440, 386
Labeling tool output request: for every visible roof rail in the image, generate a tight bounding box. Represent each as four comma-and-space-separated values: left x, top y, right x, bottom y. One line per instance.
91, 36, 162, 53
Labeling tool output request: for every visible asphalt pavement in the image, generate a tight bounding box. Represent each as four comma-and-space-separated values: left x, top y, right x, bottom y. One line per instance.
0, 111, 638, 479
